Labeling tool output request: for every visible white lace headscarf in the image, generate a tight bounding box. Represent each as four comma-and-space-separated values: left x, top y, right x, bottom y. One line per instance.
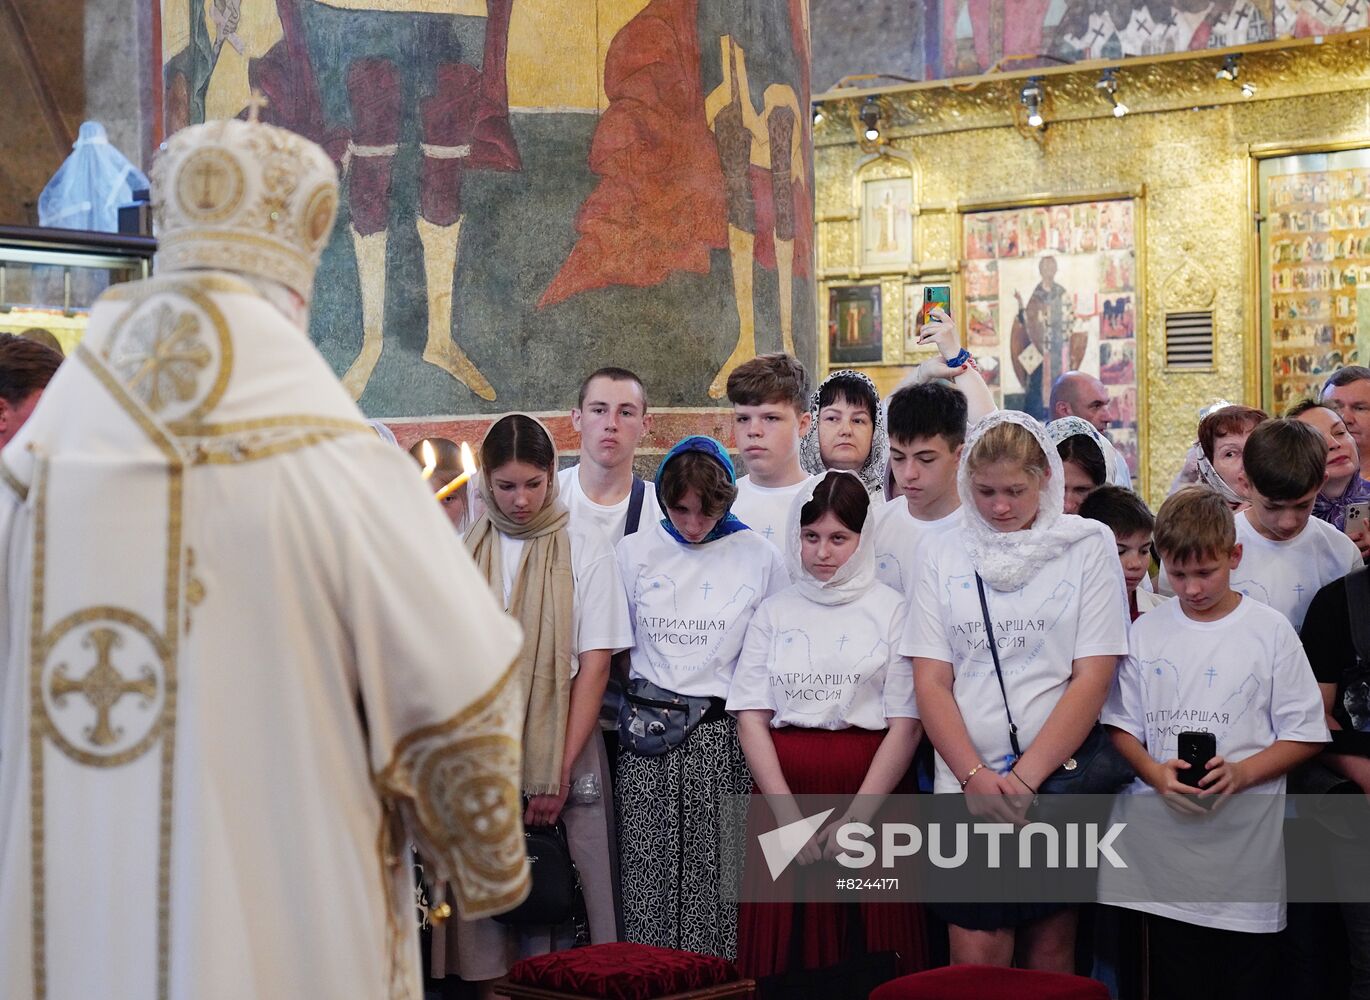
958, 410, 1100, 592
800, 370, 889, 498
783, 470, 878, 606
1045, 415, 1120, 485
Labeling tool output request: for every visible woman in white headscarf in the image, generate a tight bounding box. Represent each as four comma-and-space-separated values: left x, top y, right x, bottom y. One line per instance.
728, 470, 926, 980
1045, 416, 1113, 514
901, 411, 1129, 971
800, 370, 889, 499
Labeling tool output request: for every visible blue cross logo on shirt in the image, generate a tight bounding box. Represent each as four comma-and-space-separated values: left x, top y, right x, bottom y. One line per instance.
761, 525, 775, 539
700, 581, 713, 599
1205, 667, 1217, 687
1294, 583, 1306, 600
836, 635, 850, 651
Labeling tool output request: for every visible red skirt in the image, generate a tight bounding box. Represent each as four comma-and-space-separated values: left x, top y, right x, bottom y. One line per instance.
735, 727, 928, 979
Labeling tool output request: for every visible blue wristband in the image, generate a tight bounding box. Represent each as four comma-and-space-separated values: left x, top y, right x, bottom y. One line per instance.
945, 347, 972, 368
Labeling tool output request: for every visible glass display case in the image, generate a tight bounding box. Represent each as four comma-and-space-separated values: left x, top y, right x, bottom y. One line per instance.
0, 225, 156, 354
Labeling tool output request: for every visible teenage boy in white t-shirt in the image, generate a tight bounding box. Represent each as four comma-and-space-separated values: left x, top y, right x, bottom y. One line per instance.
727, 353, 816, 547
1222, 418, 1361, 630
1103, 486, 1329, 1000
559, 367, 661, 541
874, 381, 967, 594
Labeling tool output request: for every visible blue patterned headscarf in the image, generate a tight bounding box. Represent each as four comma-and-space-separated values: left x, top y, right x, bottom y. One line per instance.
656, 436, 751, 545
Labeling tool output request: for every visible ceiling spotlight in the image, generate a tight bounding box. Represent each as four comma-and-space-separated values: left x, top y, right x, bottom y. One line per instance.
1216, 54, 1241, 81
1096, 68, 1128, 118
812, 103, 825, 126
1020, 77, 1044, 129
860, 97, 881, 142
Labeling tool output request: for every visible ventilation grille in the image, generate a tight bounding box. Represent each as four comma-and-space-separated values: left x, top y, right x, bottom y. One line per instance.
1165, 311, 1214, 369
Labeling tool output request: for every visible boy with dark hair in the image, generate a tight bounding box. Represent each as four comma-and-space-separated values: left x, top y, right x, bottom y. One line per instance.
726, 353, 814, 545
561, 366, 659, 541
872, 381, 966, 593
1227, 419, 1361, 629
1103, 485, 1329, 1000
1079, 484, 1164, 619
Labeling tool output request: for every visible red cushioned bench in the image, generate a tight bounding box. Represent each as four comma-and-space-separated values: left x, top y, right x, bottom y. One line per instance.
495, 943, 756, 1000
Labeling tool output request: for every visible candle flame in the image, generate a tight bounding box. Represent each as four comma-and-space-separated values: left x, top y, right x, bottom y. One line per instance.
419, 440, 437, 481
434, 442, 478, 503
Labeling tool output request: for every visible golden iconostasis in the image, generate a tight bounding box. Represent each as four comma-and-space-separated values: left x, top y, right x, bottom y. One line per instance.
812, 32, 1370, 508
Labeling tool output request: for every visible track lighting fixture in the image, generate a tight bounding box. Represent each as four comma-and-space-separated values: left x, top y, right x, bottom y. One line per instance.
1216, 54, 1241, 81
1096, 68, 1128, 118
860, 97, 881, 142
1020, 77, 1044, 129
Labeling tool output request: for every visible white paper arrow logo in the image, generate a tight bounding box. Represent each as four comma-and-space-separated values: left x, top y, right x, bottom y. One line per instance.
757, 808, 835, 881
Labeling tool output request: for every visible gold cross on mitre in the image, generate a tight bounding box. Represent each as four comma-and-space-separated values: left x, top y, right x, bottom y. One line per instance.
244, 89, 270, 124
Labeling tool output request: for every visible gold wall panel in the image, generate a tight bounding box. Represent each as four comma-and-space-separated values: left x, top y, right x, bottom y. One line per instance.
814, 37, 1370, 509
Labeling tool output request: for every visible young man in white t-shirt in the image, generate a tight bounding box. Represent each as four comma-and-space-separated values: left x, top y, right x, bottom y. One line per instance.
875, 381, 967, 594
726, 353, 815, 546
1225, 418, 1361, 630
1102, 485, 1328, 1000
558, 367, 661, 541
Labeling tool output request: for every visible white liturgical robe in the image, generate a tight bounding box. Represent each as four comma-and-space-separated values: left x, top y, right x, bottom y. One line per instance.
0, 273, 529, 1000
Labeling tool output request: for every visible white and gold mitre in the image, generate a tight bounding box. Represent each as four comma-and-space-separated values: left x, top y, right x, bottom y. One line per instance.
151, 118, 339, 304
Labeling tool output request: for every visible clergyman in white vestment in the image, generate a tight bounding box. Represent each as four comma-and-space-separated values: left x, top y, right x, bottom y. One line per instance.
0, 117, 530, 1000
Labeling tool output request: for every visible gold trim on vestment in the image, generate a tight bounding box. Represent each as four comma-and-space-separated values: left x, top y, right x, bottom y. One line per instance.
62, 343, 185, 1000
29, 461, 49, 1000
180, 415, 371, 436
374, 658, 531, 920
188, 429, 370, 465
0, 456, 27, 500
100, 282, 235, 428
98, 272, 259, 303
37, 607, 170, 768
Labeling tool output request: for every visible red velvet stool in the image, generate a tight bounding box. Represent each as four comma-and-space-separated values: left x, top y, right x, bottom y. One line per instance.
870, 964, 1109, 1000
495, 943, 756, 1000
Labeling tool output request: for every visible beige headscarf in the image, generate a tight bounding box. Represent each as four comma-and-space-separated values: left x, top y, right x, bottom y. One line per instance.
464, 415, 573, 797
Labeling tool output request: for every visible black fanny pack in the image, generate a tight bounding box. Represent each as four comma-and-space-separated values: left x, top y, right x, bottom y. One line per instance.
617, 676, 725, 757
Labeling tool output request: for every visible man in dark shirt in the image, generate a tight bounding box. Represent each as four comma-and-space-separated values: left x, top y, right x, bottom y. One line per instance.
1301, 571, 1370, 1000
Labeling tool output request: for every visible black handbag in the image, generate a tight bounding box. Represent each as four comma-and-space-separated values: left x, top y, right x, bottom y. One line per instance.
493, 821, 586, 935
975, 574, 1135, 795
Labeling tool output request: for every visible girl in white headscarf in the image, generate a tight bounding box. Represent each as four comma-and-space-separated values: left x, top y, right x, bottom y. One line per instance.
728, 470, 926, 979
901, 410, 1129, 970
800, 370, 889, 499
1045, 416, 1112, 514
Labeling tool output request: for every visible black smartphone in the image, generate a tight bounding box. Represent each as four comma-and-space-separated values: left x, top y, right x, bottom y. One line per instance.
921, 285, 952, 325
1177, 730, 1217, 788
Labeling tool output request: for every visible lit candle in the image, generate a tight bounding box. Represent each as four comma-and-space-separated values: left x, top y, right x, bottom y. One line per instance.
419, 440, 437, 481
433, 441, 477, 502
